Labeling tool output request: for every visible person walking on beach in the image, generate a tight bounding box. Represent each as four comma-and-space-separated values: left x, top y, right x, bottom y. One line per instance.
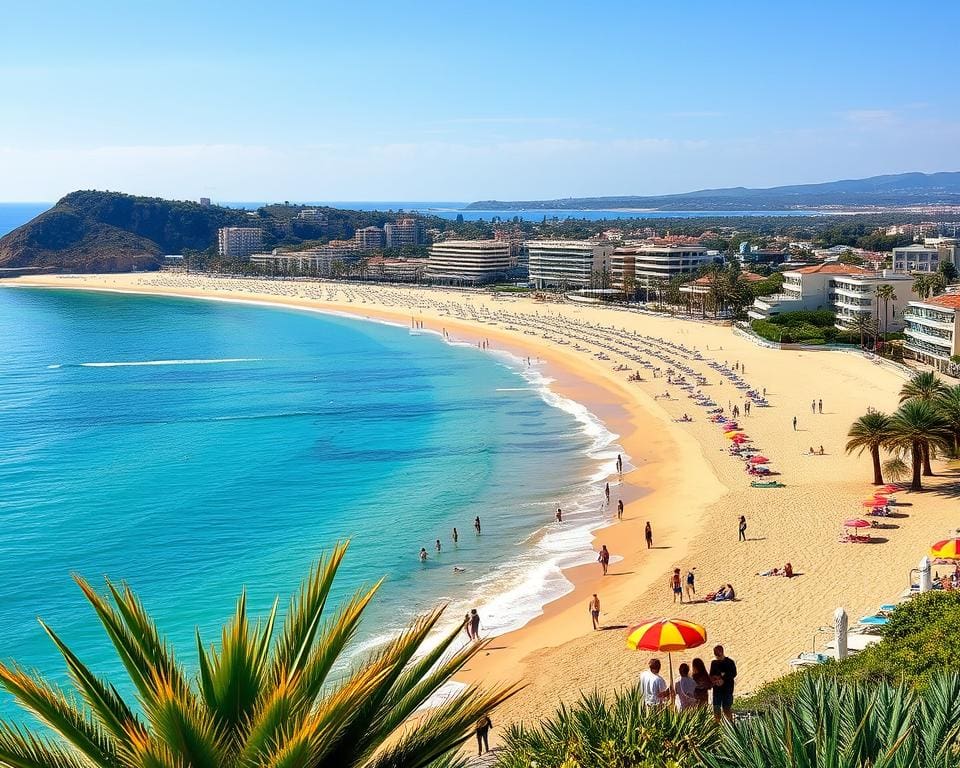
818, 398, 823, 414
589, 593, 601, 630
452, 527, 458, 544
645, 522, 653, 549
469, 609, 481, 639
556, 507, 563, 523
464, 612, 474, 640
671, 568, 684, 603
604, 482, 610, 505
598, 545, 610, 575
474, 714, 492, 756
738, 515, 747, 542
617, 499, 624, 520
792, 416, 797, 431
710, 645, 737, 723
811, 399, 816, 413
685, 567, 696, 601
474, 516, 481, 535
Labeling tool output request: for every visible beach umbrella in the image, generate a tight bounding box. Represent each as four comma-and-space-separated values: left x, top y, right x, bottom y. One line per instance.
748, 456, 769, 464
843, 519, 871, 528
861, 499, 887, 508
878, 485, 899, 493
930, 539, 960, 560
626, 618, 707, 691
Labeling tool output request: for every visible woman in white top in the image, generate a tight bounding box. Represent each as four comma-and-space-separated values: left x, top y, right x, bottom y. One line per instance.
674, 662, 698, 711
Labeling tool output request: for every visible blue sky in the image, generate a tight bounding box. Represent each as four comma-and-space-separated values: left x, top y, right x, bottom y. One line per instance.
1, 0, 958, 202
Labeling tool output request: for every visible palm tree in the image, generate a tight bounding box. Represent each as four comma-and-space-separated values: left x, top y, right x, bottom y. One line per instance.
846, 411, 893, 485
704, 673, 960, 768
849, 314, 871, 349
875, 283, 897, 349
886, 400, 953, 490
912, 273, 931, 300
937, 384, 960, 456
900, 371, 951, 475
0, 543, 518, 768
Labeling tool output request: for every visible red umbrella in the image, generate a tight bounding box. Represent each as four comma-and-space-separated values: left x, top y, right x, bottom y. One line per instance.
861, 499, 887, 507
877, 485, 899, 493
843, 519, 871, 528
748, 456, 769, 464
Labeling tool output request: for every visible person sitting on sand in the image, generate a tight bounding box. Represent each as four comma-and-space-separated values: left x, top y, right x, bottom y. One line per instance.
757, 567, 781, 577
713, 584, 735, 601
784, 562, 794, 578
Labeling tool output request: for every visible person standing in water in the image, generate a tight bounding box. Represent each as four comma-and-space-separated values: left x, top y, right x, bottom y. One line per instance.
452, 527, 458, 544
616, 454, 623, 475
588, 593, 601, 630
435, 539, 441, 553
419, 548, 428, 562
555, 507, 563, 523
604, 483, 610, 505
617, 499, 624, 520
474, 516, 481, 534
645, 522, 653, 549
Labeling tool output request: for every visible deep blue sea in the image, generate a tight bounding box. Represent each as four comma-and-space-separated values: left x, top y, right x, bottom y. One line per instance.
0, 202, 820, 237
0, 287, 618, 717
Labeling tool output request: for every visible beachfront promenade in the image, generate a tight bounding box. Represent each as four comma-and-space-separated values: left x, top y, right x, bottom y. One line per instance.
7, 273, 959, 733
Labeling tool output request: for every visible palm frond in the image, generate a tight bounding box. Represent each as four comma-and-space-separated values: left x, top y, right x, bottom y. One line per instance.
0, 723, 92, 768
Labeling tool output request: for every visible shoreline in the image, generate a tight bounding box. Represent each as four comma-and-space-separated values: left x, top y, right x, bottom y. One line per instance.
3, 276, 722, 695
6, 273, 959, 737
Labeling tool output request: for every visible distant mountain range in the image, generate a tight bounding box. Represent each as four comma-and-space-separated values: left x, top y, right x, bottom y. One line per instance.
465, 172, 960, 211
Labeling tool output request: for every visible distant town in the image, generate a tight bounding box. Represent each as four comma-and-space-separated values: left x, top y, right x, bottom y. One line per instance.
200, 210, 960, 378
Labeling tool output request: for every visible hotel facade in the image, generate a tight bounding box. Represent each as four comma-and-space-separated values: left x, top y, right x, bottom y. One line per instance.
426, 240, 515, 284
612, 245, 709, 291
748, 264, 919, 331
217, 227, 263, 259
527, 240, 616, 290
902, 291, 960, 375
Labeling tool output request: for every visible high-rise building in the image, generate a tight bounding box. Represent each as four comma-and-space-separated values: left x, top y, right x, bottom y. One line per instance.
385, 218, 425, 248
613, 245, 709, 289
354, 226, 385, 251
426, 240, 514, 284
527, 240, 616, 290
217, 227, 263, 259
903, 290, 960, 374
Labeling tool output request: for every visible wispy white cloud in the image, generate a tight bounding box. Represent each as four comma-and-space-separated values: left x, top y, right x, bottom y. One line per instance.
842, 109, 896, 126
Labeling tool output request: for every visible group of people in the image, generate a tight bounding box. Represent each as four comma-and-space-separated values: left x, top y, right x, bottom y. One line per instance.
418, 517, 483, 561
670, 567, 697, 603
640, 645, 738, 721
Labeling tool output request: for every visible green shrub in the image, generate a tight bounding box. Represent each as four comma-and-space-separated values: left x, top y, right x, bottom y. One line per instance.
494, 686, 720, 768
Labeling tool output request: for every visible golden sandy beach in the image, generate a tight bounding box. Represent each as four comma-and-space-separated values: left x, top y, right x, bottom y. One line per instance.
6, 273, 960, 734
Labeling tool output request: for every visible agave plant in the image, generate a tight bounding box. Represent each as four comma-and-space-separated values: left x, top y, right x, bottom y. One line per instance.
494, 686, 719, 768
0, 542, 518, 768
704, 673, 960, 768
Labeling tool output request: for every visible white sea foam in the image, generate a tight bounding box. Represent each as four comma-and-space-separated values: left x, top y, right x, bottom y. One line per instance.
78, 358, 260, 368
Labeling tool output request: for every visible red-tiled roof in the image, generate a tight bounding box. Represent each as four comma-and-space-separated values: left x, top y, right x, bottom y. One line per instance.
926, 293, 960, 310
790, 263, 870, 275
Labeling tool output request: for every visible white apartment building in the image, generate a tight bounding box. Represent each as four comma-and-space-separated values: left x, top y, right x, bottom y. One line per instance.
748, 263, 919, 331
893, 239, 960, 274
354, 226, 385, 251
384, 218, 424, 248
527, 240, 615, 290
426, 240, 514, 284
249, 244, 357, 276
217, 227, 263, 259
902, 291, 960, 374
613, 245, 709, 291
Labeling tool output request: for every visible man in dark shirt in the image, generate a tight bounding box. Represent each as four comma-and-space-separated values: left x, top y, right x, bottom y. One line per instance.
709, 644, 737, 722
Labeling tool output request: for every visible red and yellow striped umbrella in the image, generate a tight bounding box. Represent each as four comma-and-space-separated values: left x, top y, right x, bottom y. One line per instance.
930, 539, 960, 560
626, 618, 707, 652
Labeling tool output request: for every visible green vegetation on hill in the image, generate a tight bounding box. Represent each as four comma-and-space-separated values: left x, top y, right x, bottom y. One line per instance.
0, 191, 446, 274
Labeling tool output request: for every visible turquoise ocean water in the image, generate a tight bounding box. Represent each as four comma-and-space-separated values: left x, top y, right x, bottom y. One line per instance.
0, 287, 619, 717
